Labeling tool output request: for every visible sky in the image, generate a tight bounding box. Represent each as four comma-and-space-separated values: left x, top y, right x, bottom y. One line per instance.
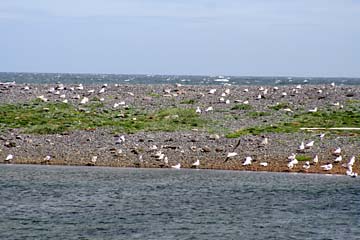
0, 0, 359, 77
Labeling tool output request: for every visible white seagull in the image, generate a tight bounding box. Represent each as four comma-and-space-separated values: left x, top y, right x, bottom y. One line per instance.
171, 163, 181, 169
115, 135, 126, 144
348, 156, 355, 166
192, 159, 200, 168
261, 137, 268, 145
80, 97, 89, 104
303, 161, 310, 170
333, 147, 341, 155
224, 152, 238, 162
5, 154, 13, 161
321, 163, 333, 171
205, 106, 213, 112
334, 155, 342, 163
243, 157, 252, 166
209, 89, 216, 94
305, 141, 314, 148
313, 155, 319, 164
298, 142, 305, 151
308, 107, 318, 113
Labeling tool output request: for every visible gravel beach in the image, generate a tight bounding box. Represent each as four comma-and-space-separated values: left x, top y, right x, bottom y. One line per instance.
1, 82, 359, 175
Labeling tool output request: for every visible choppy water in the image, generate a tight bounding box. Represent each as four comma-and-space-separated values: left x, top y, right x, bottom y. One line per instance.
1, 72, 360, 85
0, 165, 359, 240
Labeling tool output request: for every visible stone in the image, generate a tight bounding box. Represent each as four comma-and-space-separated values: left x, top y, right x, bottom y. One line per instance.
209, 134, 220, 140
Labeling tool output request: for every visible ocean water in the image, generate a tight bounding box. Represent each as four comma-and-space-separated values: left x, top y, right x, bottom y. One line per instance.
0, 165, 359, 240
1, 72, 360, 85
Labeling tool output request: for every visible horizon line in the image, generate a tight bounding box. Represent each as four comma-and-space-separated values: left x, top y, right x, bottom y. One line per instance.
1, 71, 359, 79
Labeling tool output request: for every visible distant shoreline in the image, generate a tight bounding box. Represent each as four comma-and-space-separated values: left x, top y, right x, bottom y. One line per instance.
0, 83, 359, 176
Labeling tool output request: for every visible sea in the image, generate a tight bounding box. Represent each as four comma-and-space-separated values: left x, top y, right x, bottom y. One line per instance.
0, 165, 359, 240
0, 72, 360, 86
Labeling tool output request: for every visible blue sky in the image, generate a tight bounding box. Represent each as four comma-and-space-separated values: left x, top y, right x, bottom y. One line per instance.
0, 0, 359, 77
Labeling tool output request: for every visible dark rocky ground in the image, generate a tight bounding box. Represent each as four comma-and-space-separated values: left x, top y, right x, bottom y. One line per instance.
0, 83, 359, 175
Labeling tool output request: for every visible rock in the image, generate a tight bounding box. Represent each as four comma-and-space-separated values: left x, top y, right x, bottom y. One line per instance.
163, 145, 177, 149
215, 147, 224, 152
209, 134, 220, 140
4, 141, 16, 148
201, 146, 212, 153
130, 148, 140, 155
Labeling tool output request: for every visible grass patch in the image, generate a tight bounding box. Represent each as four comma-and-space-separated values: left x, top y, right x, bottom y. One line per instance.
231, 104, 252, 110
148, 93, 161, 98
247, 111, 271, 118
226, 109, 360, 138
0, 102, 210, 134
295, 155, 312, 162
180, 99, 196, 104
269, 102, 290, 111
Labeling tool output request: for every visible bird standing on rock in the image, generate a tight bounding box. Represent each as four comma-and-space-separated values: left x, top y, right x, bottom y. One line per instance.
5, 154, 13, 162
313, 155, 319, 164
115, 135, 126, 144
321, 163, 333, 171
261, 137, 268, 145
334, 156, 342, 163
303, 161, 310, 170
171, 163, 181, 169
333, 148, 341, 155
243, 157, 252, 166
305, 141, 314, 148
224, 152, 238, 162
192, 159, 200, 168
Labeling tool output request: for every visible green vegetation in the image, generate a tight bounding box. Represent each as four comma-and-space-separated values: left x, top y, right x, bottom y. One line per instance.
247, 111, 271, 118
269, 102, 290, 111
226, 109, 360, 138
0, 101, 210, 134
180, 99, 196, 104
295, 155, 312, 162
148, 93, 161, 98
231, 104, 252, 110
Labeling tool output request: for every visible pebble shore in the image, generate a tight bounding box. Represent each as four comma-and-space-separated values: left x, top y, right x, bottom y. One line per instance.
0, 82, 359, 175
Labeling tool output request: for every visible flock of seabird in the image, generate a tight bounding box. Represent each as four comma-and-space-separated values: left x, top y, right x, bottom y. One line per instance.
1, 81, 358, 177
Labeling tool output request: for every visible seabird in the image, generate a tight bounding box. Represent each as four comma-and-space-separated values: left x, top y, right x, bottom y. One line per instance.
334, 155, 342, 163
348, 156, 355, 166
115, 135, 126, 144
224, 152, 238, 162
321, 163, 333, 171
80, 97, 89, 104
261, 137, 268, 145
333, 147, 341, 155
305, 141, 314, 148
205, 106, 213, 112
192, 159, 200, 168
171, 163, 181, 169
308, 107, 318, 113
298, 142, 305, 151
243, 157, 252, 166
5, 154, 13, 161
260, 162, 268, 167
209, 89, 216, 94
303, 161, 310, 170
313, 155, 319, 164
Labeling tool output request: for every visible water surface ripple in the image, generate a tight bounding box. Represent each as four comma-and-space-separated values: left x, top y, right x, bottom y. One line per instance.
0, 165, 359, 240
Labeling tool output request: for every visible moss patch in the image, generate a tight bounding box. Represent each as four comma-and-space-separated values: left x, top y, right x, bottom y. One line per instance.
0, 101, 210, 134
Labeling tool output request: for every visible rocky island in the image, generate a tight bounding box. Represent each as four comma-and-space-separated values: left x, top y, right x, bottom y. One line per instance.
0, 82, 359, 175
